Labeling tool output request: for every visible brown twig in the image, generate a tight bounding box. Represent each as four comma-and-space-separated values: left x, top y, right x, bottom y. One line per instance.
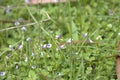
116, 55, 120, 79
0, 20, 15, 23
116, 41, 120, 79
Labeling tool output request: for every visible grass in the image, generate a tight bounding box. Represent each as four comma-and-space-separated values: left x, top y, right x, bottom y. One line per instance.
0, 0, 120, 80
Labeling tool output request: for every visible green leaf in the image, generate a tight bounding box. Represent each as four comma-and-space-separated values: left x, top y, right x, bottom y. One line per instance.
71, 21, 79, 40
28, 70, 37, 80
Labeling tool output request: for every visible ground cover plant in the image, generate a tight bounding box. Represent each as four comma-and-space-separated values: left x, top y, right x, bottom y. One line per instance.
0, 0, 120, 80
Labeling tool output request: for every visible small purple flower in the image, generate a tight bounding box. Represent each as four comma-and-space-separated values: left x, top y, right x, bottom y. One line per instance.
26, 37, 31, 42
109, 10, 113, 15
31, 65, 36, 69
82, 33, 88, 37
67, 38, 72, 44
58, 44, 66, 50
25, 0, 30, 3
88, 38, 94, 43
5, 9, 10, 14
55, 35, 61, 39
21, 27, 27, 31
0, 72, 6, 76
41, 44, 47, 49
18, 45, 23, 50
5, 6, 11, 14
14, 21, 20, 26
41, 44, 52, 49
46, 44, 52, 48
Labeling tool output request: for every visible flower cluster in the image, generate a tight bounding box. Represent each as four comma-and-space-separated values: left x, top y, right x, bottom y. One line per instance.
14, 21, 20, 26
41, 44, 52, 49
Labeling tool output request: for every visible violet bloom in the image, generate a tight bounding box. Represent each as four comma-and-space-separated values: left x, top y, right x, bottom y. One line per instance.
5, 6, 11, 14
67, 38, 72, 44
82, 33, 88, 37
41, 44, 52, 49
14, 21, 20, 26
18, 45, 23, 50
88, 38, 94, 43
25, 0, 30, 3
0, 72, 6, 76
55, 35, 61, 39
21, 27, 27, 31
58, 44, 66, 50
26, 37, 31, 42
41, 44, 47, 49
109, 10, 113, 15
31, 65, 36, 69
46, 44, 52, 48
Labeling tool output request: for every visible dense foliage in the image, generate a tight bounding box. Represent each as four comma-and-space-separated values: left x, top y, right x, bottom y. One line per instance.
0, 0, 120, 80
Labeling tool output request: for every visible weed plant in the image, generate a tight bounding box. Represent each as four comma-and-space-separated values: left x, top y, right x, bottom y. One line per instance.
0, 0, 120, 80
